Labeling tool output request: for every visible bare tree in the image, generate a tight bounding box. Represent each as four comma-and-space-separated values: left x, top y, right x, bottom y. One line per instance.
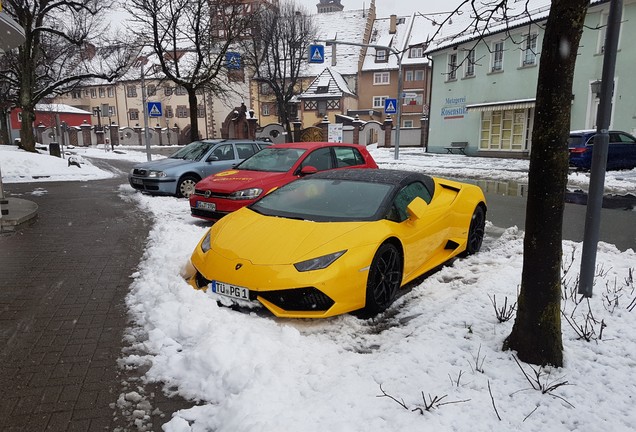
502, 0, 590, 367
242, 0, 317, 141
425, 0, 590, 366
126, 0, 257, 142
1, 0, 137, 152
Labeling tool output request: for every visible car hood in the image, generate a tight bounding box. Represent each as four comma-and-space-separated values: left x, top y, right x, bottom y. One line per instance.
197, 170, 291, 194
133, 157, 194, 172
211, 208, 370, 265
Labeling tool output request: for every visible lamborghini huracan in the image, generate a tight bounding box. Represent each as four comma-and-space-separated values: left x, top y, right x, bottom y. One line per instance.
186, 169, 487, 318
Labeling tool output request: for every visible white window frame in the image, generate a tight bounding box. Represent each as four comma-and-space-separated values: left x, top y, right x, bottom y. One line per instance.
376, 49, 387, 62
522, 33, 538, 66
448, 53, 458, 80
372, 96, 387, 108
262, 103, 270, 116
373, 72, 390, 85
409, 47, 424, 58
491, 41, 504, 72
465, 49, 476, 77
403, 119, 414, 128
597, 10, 608, 54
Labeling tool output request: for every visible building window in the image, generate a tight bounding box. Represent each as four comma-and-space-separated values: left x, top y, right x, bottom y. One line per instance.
403, 93, 422, 106
479, 109, 527, 151
175, 86, 187, 95
304, 100, 317, 110
403, 120, 414, 128
465, 49, 476, 77
260, 82, 273, 95
448, 53, 458, 80
147, 84, 156, 96
197, 105, 205, 118
409, 46, 424, 58
176, 105, 188, 118
164, 86, 173, 96
90, 88, 97, 98
262, 103, 270, 116
326, 99, 340, 110
71, 90, 82, 99
108, 106, 116, 116
127, 85, 137, 97
165, 106, 173, 118
372, 96, 387, 108
92, 107, 101, 117
98, 87, 105, 98
129, 109, 139, 120
522, 34, 538, 66
376, 49, 388, 62
373, 72, 390, 85
107, 87, 114, 97
406, 70, 425, 81
491, 41, 504, 72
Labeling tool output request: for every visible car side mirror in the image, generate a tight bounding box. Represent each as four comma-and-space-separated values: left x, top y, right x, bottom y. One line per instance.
299, 166, 318, 176
207, 155, 219, 162
406, 197, 428, 220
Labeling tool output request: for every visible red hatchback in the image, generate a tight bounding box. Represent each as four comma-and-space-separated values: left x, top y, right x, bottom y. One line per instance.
189, 142, 378, 221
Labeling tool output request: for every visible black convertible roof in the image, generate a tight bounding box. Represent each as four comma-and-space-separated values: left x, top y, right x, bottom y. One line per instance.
310, 168, 435, 195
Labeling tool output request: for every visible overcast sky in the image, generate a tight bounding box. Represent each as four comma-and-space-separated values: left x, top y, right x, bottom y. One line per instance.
298, 0, 463, 16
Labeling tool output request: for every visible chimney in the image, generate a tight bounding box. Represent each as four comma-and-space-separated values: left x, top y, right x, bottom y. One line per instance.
389, 15, 397, 34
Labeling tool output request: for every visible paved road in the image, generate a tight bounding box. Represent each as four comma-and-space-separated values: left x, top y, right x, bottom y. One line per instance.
0, 159, 189, 431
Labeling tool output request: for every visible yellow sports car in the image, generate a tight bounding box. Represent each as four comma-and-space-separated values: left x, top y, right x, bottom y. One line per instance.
186, 169, 486, 318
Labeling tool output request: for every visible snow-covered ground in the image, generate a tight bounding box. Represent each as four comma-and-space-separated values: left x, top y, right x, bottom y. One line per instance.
1, 144, 636, 432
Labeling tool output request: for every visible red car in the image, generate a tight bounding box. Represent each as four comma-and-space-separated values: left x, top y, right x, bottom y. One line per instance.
190, 142, 378, 221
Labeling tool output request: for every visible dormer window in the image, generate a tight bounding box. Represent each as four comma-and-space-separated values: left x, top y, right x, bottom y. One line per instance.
376, 49, 388, 63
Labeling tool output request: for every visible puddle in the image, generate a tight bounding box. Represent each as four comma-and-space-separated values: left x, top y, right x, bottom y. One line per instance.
459, 178, 636, 210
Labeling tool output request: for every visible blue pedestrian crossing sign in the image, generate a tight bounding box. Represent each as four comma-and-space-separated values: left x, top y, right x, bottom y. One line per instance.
148, 102, 163, 117
226, 52, 242, 70
309, 44, 325, 63
384, 98, 397, 114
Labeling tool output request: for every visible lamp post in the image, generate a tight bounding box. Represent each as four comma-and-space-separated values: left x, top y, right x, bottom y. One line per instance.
315, 38, 405, 160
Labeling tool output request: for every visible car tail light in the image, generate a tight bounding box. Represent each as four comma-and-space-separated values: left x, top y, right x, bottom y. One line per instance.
569, 147, 587, 154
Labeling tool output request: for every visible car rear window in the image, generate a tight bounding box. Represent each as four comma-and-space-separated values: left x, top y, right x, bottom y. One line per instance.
567, 135, 586, 148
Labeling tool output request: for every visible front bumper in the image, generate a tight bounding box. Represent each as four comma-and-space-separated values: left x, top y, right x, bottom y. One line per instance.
129, 175, 177, 195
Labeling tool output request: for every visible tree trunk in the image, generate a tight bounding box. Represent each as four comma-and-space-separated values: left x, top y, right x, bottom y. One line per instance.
188, 89, 201, 141
0, 109, 11, 145
503, 0, 590, 367
19, 107, 37, 152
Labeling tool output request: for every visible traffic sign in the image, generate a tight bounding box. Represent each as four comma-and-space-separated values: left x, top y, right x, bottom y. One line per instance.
226, 52, 242, 70
147, 102, 163, 117
384, 98, 397, 114
309, 44, 325, 63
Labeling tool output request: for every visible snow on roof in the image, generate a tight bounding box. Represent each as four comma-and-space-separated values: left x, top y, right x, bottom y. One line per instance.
299, 67, 354, 99
300, 9, 369, 77
35, 104, 91, 115
425, 0, 605, 54
361, 14, 433, 72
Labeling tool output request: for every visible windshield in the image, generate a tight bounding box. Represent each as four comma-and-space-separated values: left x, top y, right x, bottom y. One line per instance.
236, 147, 306, 172
169, 141, 214, 161
251, 178, 393, 222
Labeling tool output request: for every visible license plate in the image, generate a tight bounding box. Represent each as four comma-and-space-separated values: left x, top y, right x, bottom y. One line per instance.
211, 281, 250, 301
131, 177, 143, 185
197, 201, 216, 211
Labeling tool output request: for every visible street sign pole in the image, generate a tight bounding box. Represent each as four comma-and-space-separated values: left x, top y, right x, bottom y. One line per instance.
140, 63, 152, 162
578, 0, 623, 297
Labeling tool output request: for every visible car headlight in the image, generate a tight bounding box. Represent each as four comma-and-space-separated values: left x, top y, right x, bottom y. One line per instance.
294, 250, 346, 272
230, 188, 263, 200
148, 170, 166, 178
201, 230, 212, 253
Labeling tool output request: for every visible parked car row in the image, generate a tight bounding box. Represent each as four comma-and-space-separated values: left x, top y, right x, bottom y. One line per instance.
129, 139, 487, 319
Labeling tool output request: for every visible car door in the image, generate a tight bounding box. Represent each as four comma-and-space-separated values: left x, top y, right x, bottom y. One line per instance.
300, 147, 334, 171
609, 132, 636, 170
202, 143, 237, 177
386, 182, 444, 280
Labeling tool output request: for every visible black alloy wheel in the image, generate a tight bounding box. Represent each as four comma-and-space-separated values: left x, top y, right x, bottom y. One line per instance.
464, 205, 486, 256
363, 243, 403, 315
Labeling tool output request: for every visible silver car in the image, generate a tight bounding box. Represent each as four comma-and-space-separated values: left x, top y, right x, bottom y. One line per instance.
128, 139, 271, 198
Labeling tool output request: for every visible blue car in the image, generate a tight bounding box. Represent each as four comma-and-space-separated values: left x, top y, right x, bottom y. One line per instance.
568, 130, 636, 170
129, 139, 271, 198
